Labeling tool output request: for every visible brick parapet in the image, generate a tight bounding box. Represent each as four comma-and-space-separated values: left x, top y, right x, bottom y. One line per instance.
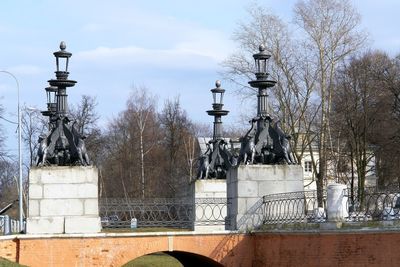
2, 230, 400, 266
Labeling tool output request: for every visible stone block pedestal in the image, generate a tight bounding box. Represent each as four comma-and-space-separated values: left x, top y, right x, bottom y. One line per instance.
26, 166, 101, 234
326, 183, 348, 222
194, 179, 226, 232
226, 164, 303, 230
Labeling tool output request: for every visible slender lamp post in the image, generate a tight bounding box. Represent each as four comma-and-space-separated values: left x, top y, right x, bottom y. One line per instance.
206, 80, 229, 179
207, 80, 229, 141
0, 70, 23, 232
248, 44, 276, 133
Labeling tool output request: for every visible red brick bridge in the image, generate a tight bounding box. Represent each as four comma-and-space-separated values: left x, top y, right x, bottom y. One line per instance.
1, 230, 400, 266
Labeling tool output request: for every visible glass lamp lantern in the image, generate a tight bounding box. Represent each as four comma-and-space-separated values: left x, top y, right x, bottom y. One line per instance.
253, 44, 270, 75
53, 41, 72, 80
211, 80, 225, 110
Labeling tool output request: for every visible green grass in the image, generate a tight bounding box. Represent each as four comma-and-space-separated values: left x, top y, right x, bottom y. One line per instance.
122, 252, 183, 267
0, 258, 26, 267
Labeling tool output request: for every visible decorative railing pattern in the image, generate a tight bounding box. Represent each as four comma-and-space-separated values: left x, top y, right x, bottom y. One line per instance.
263, 190, 326, 224
194, 198, 227, 226
345, 190, 400, 222
257, 188, 400, 227
236, 197, 265, 230
97, 188, 400, 230
99, 197, 227, 229
0, 216, 19, 235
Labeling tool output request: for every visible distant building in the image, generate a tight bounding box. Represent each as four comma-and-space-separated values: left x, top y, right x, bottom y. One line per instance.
297, 141, 377, 191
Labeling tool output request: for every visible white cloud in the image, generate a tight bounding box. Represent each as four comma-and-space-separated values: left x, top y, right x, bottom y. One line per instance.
6, 65, 44, 76
75, 45, 208, 69
76, 2, 235, 70
75, 38, 234, 71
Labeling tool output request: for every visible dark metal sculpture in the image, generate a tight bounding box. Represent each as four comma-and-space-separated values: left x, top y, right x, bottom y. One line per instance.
197, 81, 235, 179
35, 42, 90, 166
238, 45, 295, 165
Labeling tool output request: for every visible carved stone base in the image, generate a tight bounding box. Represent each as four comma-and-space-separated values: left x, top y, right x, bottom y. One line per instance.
26, 166, 101, 234
226, 164, 303, 230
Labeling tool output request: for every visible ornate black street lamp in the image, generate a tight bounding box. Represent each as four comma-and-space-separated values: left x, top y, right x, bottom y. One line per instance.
35, 42, 90, 166
41, 85, 58, 129
197, 81, 235, 179
207, 80, 229, 141
238, 45, 295, 165
48, 41, 77, 117
248, 44, 276, 119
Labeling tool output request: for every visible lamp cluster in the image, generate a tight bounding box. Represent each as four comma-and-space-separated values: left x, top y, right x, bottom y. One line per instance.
197, 44, 295, 180
36, 42, 90, 166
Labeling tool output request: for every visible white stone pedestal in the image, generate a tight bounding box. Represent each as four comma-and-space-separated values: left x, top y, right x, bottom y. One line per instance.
327, 183, 348, 222
26, 166, 101, 234
226, 164, 304, 230
194, 180, 226, 232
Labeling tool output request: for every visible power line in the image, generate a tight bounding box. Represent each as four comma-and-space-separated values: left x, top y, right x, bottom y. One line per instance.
0, 116, 18, 125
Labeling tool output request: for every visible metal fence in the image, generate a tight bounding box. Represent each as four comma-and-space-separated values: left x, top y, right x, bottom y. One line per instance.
99, 197, 227, 229
345, 189, 400, 222
194, 198, 227, 226
0, 216, 19, 235
263, 190, 326, 224
257, 187, 400, 227
235, 197, 266, 230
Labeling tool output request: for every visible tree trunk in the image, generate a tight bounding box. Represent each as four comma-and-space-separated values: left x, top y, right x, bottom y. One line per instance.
140, 130, 145, 199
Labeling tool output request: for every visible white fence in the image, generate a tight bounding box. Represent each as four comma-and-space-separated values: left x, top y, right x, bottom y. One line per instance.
0, 215, 19, 235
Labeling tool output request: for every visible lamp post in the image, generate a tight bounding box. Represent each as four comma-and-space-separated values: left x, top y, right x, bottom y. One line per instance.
36, 42, 89, 167
0, 70, 24, 233
48, 41, 76, 118
207, 80, 229, 141
41, 85, 58, 130
248, 44, 276, 131
205, 80, 230, 179
238, 44, 294, 165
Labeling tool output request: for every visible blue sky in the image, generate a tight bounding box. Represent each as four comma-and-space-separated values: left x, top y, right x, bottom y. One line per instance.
1, 0, 400, 156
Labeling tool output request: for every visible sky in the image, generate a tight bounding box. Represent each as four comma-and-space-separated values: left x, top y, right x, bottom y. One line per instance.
1, 0, 400, 157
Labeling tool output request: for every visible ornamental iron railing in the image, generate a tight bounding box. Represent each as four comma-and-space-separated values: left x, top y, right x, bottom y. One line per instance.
194, 198, 227, 226
345, 189, 400, 222
236, 197, 265, 230
263, 190, 326, 224
99, 188, 400, 230
99, 197, 227, 229
257, 187, 400, 227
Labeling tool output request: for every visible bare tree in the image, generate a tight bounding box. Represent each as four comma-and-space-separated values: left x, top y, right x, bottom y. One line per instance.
183, 134, 197, 184
332, 51, 389, 205
0, 102, 9, 161
222, 4, 318, 165
69, 95, 100, 135
126, 88, 158, 198
159, 97, 196, 196
101, 116, 133, 197
69, 95, 104, 166
294, 0, 366, 203
223, 0, 366, 205
0, 159, 19, 217
369, 53, 400, 188
21, 106, 47, 166
102, 87, 159, 199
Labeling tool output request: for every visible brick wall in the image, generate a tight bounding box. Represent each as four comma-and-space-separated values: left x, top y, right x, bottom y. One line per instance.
254, 231, 400, 267
13, 233, 250, 267
0, 237, 17, 262
2, 231, 400, 266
